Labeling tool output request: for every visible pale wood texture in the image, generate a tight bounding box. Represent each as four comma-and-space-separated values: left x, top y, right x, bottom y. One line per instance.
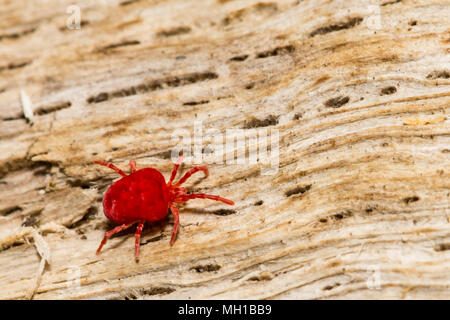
0, 0, 449, 299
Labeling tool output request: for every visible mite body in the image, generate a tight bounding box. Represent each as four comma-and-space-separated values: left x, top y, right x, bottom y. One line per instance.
94, 156, 234, 260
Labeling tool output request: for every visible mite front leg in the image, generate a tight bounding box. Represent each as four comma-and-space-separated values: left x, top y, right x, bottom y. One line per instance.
168, 155, 184, 185
169, 204, 180, 245
175, 166, 209, 186
96, 221, 138, 255
182, 193, 234, 206
94, 160, 127, 177
129, 160, 137, 173
134, 220, 145, 260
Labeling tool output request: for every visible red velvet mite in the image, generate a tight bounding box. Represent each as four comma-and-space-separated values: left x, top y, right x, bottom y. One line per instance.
94, 156, 234, 259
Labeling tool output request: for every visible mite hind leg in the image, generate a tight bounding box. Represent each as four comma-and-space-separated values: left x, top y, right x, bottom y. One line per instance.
134, 220, 145, 260
96, 221, 138, 255
169, 204, 180, 246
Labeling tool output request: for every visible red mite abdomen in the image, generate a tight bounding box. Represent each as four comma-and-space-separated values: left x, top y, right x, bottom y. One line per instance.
102, 168, 170, 224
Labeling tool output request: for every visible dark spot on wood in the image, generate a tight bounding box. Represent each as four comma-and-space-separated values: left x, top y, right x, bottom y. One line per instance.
35, 101, 72, 115
427, 71, 450, 79
403, 196, 419, 204
87, 92, 108, 104
156, 26, 191, 37
102, 127, 127, 138
8, 61, 31, 70
333, 210, 352, 220
326, 42, 351, 52
247, 272, 273, 281
222, 3, 278, 25
285, 184, 312, 197
124, 293, 138, 300
119, 0, 142, 6
310, 17, 363, 37
136, 81, 163, 92
253, 2, 278, 12
140, 234, 165, 245
435, 243, 450, 252
243, 115, 279, 128
319, 218, 328, 223
212, 209, 236, 216
222, 9, 245, 25
33, 162, 52, 176
22, 215, 39, 227
0, 241, 26, 252
87, 72, 218, 104
323, 282, 340, 290
409, 20, 417, 26
140, 287, 175, 295
165, 72, 218, 87
100, 40, 140, 51
380, 86, 397, 95
293, 113, 303, 120
313, 75, 331, 86
0, 27, 36, 42
1, 206, 22, 216
245, 83, 255, 90
0, 60, 31, 73
324, 96, 350, 108
112, 87, 137, 98
229, 54, 249, 62
254, 200, 264, 206
191, 264, 221, 273
256, 45, 295, 59
183, 100, 209, 106
381, 0, 402, 6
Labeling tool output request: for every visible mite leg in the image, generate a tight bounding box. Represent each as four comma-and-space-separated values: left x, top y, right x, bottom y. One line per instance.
175, 166, 209, 186
94, 160, 127, 177
96, 221, 138, 255
169, 204, 180, 246
168, 155, 184, 185
129, 160, 137, 173
134, 220, 145, 260
182, 193, 234, 206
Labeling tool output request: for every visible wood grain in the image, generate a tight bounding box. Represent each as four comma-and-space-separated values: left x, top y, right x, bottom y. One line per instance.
0, 0, 449, 299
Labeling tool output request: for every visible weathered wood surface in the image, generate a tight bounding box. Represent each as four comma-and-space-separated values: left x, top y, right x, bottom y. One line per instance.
0, 0, 449, 299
